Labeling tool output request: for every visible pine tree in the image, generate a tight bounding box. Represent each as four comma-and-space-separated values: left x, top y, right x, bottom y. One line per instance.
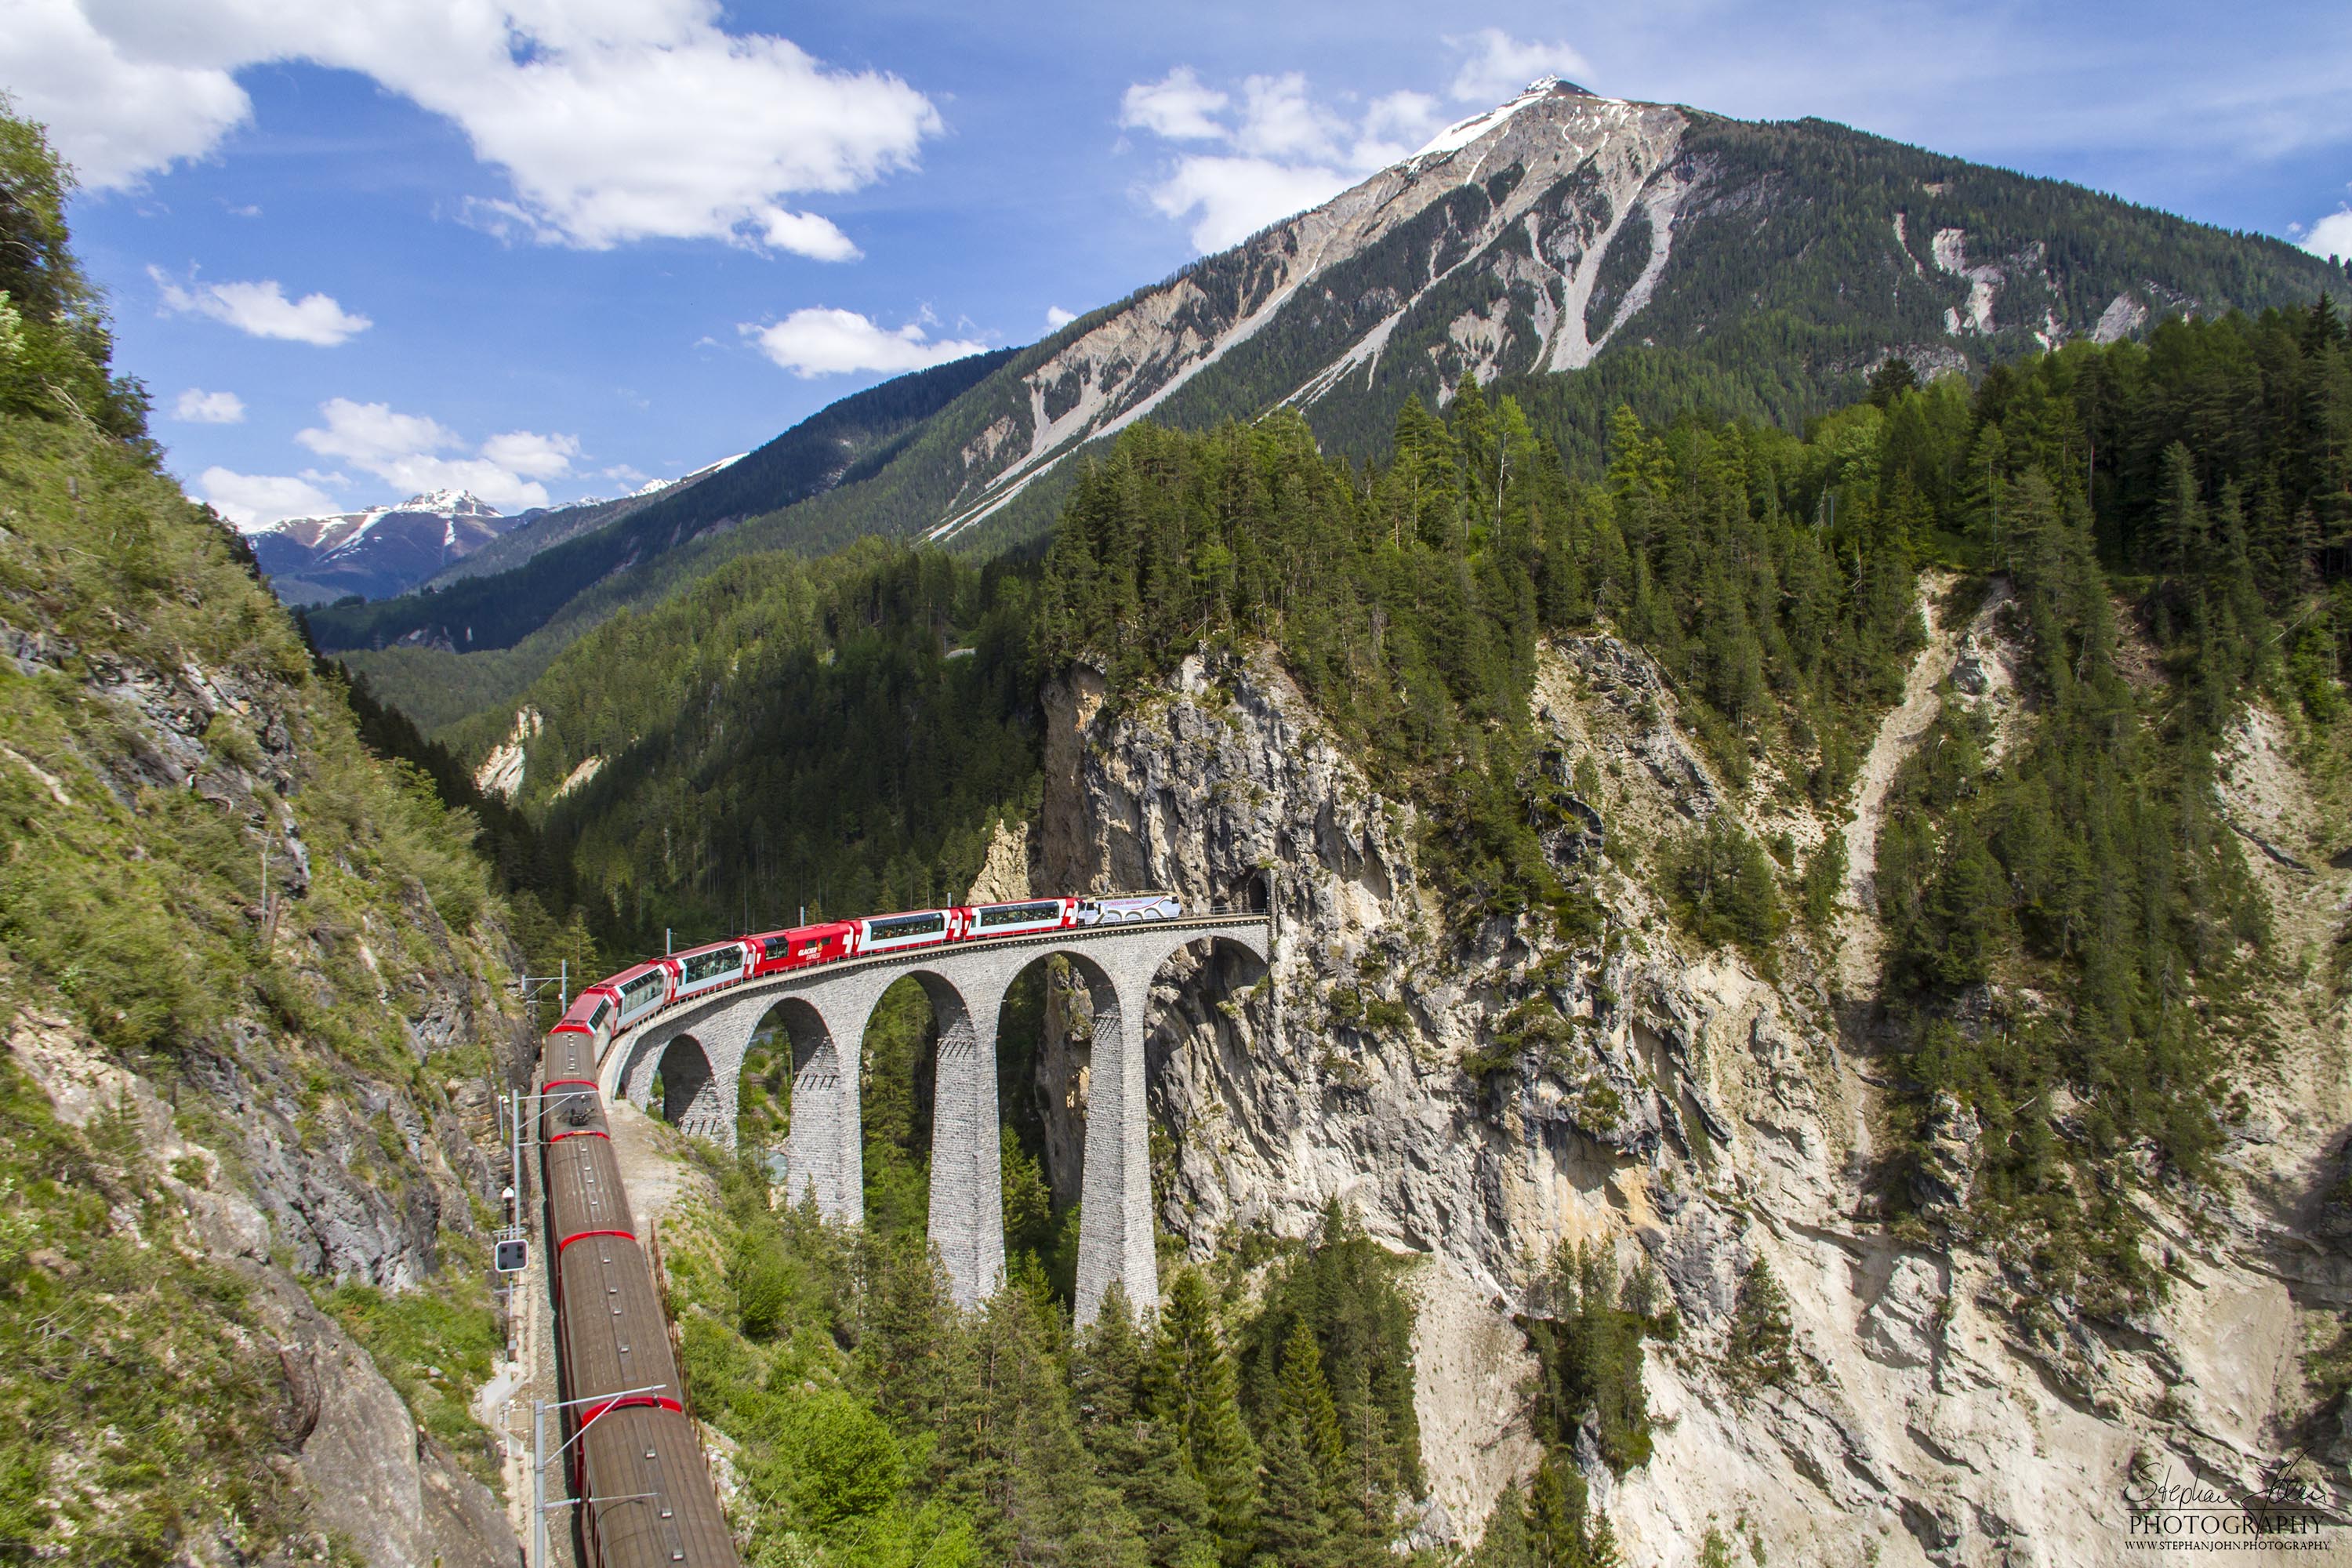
931, 1284, 1148, 1567
1146, 1268, 1261, 1566
1074, 1280, 1146, 1423
2158, 441, 2206, 575
1524, 1453, 1617, 1568
1076, 1283, 1219, 1568
1254, 1411, 1341, 1568
1472, 1482, 1534, 1568
1726, 1256, 1795, 1393
1964, 421, 2009, 564
857, 1231, 953, 1431
1275, 1317, 1347, 1494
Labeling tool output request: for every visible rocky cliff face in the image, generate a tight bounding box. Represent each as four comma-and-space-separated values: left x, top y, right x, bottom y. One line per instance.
0, 423, 532, 1564
1027, 629, 2352, 1566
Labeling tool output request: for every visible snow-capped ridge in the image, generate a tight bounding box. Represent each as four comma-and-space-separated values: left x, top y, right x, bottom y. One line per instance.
1411, 77, 1591, 162
392, 488, 500, 517
631, 451, 746, 498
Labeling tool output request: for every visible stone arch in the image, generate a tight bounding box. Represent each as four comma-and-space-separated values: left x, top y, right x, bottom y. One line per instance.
1007, 943, 1149, 1328
1141, 928, 1275, 992
651, 1031, 724, 1138
737, 994, 833, 1175
612, 1026, 668, 1112
867, 966, 1011, 1310
993, 948, 1120, 1203
1076, 927, 1271, 1325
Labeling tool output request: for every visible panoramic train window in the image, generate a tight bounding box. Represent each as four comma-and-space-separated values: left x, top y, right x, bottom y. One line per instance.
588, 999, 611, 1031
869, 912, 945, 939
620, 971, 664, 1008
681, 948, 740, 984
978, 901, 1061, 927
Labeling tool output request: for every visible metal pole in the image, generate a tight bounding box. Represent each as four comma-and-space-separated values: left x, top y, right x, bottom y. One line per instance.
559, 959, 567, 1011
533, 1400, 546, 1568
510, 1090, 523, 1222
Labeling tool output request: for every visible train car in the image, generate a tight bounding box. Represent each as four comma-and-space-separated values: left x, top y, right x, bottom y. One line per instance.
662, 937, 751, 1004
538, 1023, 739, 1566
576, 1404, 737, 1564
605, 961, 672, 1030
746, 920, 857, 978
850, 906, 964, 956
963, 896, 1080, 939
549, 988, 617, 1062
1080, 891, 1183, 924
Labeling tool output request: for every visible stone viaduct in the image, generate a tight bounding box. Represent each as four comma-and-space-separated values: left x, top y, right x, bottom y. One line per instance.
592, 916, 1271, 1323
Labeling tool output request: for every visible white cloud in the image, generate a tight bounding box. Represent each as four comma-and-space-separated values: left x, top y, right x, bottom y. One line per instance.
2295, 207, 2352, 259
200, 466, 338, 531
0, 0, 251, 189
290, 397, 572, 510
479, 429, 582, 479
1231, 74, 1343, 162
1044, 305, 1077, 330
742, 307, 989, 377
364, 456, 554, 509
151, 267, 371, 345
10, 2, 939, 255
172, 387, 245, 423
754, 208, 860, 263
1149, 156, 1352, 252
1121, 67, 1455, 253
1120, 67, 1229, 140
1446, 27, 1592, 105
296, 398, 459, 467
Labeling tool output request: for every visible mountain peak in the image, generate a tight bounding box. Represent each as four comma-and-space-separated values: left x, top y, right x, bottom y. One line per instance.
394, 488, 500, 517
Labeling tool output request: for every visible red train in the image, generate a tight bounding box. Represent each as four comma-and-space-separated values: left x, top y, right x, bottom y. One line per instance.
548, 893, 1181, 1061
537, 1020, 738, 1563
531, 891, 1178, 1563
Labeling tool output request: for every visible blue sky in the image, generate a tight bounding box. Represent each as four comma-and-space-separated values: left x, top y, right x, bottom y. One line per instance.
7, 0, 2349, 528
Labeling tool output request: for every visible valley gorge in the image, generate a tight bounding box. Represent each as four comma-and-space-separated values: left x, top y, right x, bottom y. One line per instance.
5, 45, 2351, 1568
1004, 624, 2352, 1564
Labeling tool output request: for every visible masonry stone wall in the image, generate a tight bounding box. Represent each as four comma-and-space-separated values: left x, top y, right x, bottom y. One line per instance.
596, 918, 1268, 1320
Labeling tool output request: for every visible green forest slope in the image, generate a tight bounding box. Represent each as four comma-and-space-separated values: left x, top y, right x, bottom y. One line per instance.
327, 104, 2348, 733
478, 300, 2351, 1315
0, 111, 531, 1563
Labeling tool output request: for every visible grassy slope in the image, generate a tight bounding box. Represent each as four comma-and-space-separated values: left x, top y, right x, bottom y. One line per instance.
0, 407, 526, 1560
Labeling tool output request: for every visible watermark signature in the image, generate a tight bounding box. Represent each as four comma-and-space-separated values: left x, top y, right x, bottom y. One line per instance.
2122, 1447, 2346, 1553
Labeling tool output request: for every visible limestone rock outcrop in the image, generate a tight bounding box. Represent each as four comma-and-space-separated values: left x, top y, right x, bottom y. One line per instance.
1029, 639, 2352, 1566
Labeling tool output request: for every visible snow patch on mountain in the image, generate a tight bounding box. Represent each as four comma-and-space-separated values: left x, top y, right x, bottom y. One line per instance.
1410, 77, 1573, 162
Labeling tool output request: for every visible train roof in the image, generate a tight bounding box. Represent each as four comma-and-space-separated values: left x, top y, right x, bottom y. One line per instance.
554, 989, 609, 1028
662, 937, 746, 963
747, 920, 856, 942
